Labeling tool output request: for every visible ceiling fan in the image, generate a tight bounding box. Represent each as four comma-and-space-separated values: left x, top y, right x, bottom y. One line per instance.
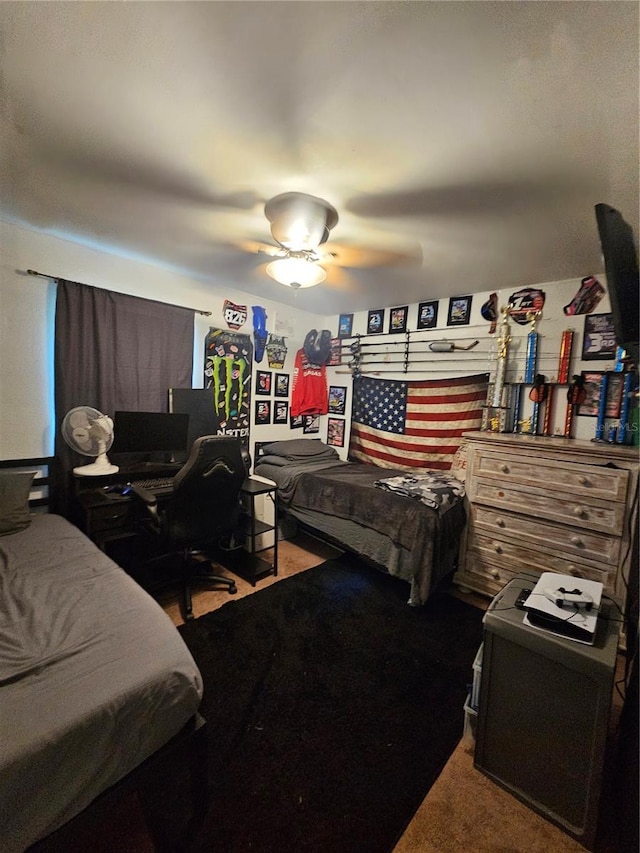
239, 191, 422, 290
260, 191, 339, 289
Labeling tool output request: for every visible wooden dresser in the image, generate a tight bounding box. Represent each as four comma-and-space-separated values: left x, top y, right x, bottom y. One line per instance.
455, 432, 639, 610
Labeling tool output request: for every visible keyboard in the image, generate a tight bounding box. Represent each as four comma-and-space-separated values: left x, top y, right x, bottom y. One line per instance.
130, 477, 175, 496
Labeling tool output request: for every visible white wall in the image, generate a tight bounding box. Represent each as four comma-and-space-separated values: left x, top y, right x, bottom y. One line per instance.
321, 275, 625, 445
1, 217, 627, 462
0, 218, 324, 460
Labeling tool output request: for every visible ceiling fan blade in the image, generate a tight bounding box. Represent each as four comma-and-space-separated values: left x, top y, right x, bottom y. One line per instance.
320, 241, 422, 269
233, 238, 285, 258
31, 138, 262, 210
322, 265, 371, 295
346, 174, 588, 219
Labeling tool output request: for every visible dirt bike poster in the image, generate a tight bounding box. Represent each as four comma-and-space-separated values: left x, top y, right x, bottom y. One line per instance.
204, 328, 252, 446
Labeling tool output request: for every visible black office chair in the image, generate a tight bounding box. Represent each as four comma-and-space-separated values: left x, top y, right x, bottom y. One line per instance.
132, 435, 250, 620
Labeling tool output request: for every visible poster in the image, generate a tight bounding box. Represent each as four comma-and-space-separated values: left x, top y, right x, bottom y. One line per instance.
203, 328, 252, 445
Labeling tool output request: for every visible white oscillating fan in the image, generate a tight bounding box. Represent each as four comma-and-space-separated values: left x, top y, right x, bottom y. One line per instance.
61, 406, 119, 476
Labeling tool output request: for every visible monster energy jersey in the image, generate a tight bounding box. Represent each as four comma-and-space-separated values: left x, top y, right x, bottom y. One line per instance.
291, 348, 328, 416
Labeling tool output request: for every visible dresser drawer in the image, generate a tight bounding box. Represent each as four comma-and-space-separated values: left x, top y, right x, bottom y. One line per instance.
471, 449, 629, 502
455, 558, 518, 598
471, 504, 621, 566
467, 532, 617, 591
472, 479, 626, 536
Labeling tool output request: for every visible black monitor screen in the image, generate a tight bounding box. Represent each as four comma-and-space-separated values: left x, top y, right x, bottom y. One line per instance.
110, 411, 190, 456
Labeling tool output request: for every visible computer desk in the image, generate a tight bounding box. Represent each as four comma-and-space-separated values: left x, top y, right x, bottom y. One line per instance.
71, 471, 278, 586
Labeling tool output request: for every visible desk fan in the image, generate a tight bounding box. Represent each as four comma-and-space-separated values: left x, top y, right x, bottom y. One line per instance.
61, 406, 119, 476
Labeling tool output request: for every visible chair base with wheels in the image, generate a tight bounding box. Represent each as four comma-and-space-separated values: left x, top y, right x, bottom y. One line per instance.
131, 436, 250, 622
179, 547, 237, 620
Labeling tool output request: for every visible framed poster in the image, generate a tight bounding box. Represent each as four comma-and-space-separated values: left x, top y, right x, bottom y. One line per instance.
328, 385, 347, 415
367, 309, 385, 335
328, 337, 342, 366
327, 418, 345, 448
447, 295, 472, 326
389, 305, 408, 334
290, 413, 304, 430
582, 313, 617, 360
577, 371, 604, 417
256, 370, 272, 395
255, 400, 271, 424
273, 400, 289, 424
303, 414, 320, 434
338, 313, 354, 338
417, 300, 438, 330
274, 373, 289, 397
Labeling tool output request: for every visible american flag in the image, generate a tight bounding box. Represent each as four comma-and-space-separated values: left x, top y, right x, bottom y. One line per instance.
349, 373, 489, 470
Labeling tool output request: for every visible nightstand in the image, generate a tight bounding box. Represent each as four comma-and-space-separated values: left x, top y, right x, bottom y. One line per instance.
74, 487, 138, 552
235, 478, 278, 586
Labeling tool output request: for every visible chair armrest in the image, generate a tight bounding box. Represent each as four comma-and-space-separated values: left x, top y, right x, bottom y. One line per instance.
129, 484, 161, 529
241, 446, 252, 475
129, 484, 158, 506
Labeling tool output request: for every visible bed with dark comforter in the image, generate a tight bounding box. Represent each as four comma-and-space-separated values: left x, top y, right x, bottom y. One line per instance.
0, 463, 204, 852
254, 440, 467, 605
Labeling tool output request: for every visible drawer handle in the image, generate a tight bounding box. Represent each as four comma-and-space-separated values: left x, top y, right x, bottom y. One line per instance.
567, 565, 583, 577
570, 535, 584, 547
573, 506, 588, 518
500, 463, 510, 474
578, 476, 590, 486
494, 544, 503, 554
495, 517, 506, 528
490, 568, 500, 579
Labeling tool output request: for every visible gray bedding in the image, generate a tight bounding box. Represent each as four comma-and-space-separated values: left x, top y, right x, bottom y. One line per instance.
0, 513, 203, 852
254, 456, 466, 605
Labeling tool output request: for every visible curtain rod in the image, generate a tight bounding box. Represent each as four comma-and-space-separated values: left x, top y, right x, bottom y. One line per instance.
26, 269, 212, 316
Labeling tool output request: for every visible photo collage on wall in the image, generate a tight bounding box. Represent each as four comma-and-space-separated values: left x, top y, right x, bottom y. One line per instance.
243, 312, 294, 429
327, 385, 347, 446
355, 297, 478, 339
253, 369, 292, 426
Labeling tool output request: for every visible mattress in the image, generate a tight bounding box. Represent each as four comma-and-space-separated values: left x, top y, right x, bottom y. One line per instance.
0, 513, 203, 852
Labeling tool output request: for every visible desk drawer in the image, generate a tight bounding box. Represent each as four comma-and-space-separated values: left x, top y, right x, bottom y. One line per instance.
89, 501, 134, 533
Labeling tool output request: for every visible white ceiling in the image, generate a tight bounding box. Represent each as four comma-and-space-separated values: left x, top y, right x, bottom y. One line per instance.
1, 1, 638, 315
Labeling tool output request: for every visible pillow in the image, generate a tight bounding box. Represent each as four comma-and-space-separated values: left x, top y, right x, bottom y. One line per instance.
0, 471, 35, 536
260, 439, 338, 460
254, 455, 291, 468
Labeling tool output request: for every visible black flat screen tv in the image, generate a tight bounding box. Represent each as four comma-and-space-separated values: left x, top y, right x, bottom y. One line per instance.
594, 203, 639, 365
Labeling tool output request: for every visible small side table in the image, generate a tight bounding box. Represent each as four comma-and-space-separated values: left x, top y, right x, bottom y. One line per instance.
235, 478, 278, 586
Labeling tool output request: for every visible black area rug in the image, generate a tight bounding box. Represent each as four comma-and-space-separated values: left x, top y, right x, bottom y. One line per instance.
177, 556, 483, 853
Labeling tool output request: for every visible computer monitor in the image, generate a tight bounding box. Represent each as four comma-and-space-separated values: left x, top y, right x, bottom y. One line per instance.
110, 411, 190, 462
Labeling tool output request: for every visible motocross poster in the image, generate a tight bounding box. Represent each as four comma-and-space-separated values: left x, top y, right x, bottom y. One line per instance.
203, 328, 252, 446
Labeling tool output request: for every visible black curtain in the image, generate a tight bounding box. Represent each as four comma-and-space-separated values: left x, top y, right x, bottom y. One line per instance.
54, 279, 194, 514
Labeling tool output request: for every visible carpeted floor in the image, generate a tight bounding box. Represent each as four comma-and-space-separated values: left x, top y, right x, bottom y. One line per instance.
30, 537, 633, 853
167, 554, 484, 853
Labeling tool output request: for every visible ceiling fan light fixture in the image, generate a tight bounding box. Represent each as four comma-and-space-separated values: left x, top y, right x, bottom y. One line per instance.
266, 257, 327, 289
265, 192, 338, 251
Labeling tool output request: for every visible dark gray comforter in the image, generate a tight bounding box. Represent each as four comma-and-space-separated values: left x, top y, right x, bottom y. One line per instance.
254, 457, 466, 604
0, 513, 203, 852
